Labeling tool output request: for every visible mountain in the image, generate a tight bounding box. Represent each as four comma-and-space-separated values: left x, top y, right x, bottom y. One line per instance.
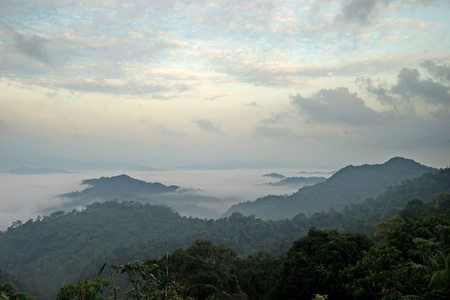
61, 174, 180, 199
307, 167, 450, 234
58, 174, 226, 219
6, 167, 74, 174
0, 201, 308, 299
224, 157, 438, 220
266, 176, 326, 187
263, 173, 286, 179
0, 163, 448, 299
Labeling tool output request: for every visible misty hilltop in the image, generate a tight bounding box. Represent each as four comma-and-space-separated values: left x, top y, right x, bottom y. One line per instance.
61, 174, 180, 199
58, 174, 226, 219
225, 157, 438, 219
266, 176, 326, 187
263, 172, 286, 179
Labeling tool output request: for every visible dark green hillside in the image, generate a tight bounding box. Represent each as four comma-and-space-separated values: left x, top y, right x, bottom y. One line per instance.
307, 167, 450, 234
0, 202, 182, 298
0, 202, 308, 299
61, 174, 179, 199
225, 157, 437, 219
53, 212, 450, 300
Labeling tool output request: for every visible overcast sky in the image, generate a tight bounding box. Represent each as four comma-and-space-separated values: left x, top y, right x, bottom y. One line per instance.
1, 0, 449, 170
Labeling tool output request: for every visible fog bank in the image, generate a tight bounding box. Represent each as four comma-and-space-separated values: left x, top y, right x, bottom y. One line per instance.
0, 168, 333, 231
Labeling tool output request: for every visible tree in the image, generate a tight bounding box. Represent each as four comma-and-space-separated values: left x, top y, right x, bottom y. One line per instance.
162, 239, 246, 300
342, 247, 406, 299
56, 279, 109, 300
275, 228, 374, 299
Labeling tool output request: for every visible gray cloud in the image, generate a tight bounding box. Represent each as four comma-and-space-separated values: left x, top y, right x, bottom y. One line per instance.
246, 102, 263, 108
339, 0, 380, 26
158, 126, 188, 137
14, 32, 52, 65
291, 87, 383, 126
216, 57, 405, 88
194, 120, 225, 136
362, 77, 394, 104
391, 68, 449, 104
365, 64, 450, 106
421, 60, 450, 83
333, 0, 441, 28
348, 110, 450, 151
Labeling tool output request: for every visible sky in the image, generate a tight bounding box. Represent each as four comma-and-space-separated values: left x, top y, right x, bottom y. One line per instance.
1, 0, 449, 170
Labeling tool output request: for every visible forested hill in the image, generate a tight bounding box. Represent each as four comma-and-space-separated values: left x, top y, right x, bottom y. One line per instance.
224, 157, 437, 219
1, 168, 449, 299
56, 174, 225, 219
0, 201, 308, 299
61, 174, 180, 199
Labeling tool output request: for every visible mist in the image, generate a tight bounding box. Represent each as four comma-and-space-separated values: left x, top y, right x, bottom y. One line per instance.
0, 168, 333, 231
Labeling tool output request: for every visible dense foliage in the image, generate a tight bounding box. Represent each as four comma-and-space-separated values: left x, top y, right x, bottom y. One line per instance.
1, 165, 449, 299
55, 212, 450, 299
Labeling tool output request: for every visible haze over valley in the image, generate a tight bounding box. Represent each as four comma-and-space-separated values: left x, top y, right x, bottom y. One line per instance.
1, 0, 450, 298
0, 167, 333, 231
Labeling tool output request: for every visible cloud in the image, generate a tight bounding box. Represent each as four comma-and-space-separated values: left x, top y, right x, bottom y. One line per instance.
391, 67, 449, 104
45, 79, 190, 97
421, 60, 450, 83
247, 102, 263, 108
337, 0, 380, 26
14, 32, 52, 65
364, 62, 450, 107
334, 0, 442, 26
291, 87, 384, 126
158, 126, 188, 137
348, 110, 450, 151
193, 120, 225, 136
213, 54, 409, 87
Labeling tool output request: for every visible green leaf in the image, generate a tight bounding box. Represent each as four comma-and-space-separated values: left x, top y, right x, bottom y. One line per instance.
429, 269, 450, 291
111, 264, 119, 272
0, 292, 9, 300
98, 262, 107, 276
16, 294, 28, 300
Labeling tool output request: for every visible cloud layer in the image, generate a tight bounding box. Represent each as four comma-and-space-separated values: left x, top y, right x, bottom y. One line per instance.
0, 0, 449, 170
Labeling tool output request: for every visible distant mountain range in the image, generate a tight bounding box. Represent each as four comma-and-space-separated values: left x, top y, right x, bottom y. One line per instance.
224, 157, 438, 219
6, 167, 75, 174
263, 172, 286, 179
266, 176, 326, 187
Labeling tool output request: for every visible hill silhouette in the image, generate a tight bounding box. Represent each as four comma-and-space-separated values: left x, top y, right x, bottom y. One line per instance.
266, 176, 326, 187
224, 157, 437, 219
61, 174, 179, 199
58, 174, 226, 219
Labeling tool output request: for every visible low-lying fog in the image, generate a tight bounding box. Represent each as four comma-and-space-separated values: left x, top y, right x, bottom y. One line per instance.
0, 168, 333, 231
